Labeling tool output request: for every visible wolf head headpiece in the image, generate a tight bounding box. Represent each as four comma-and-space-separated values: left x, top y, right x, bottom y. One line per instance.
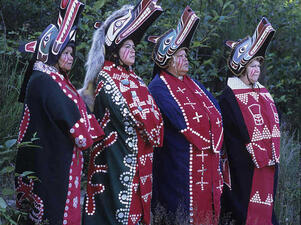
18, 0, 85, 102
81, 0, 163, 91
147, 6, 200, 69
225, 17, 275, 76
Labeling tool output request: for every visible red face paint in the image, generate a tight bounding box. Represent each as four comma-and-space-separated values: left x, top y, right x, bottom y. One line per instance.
250, 68, 255, 77
177, 57, 184, 71
62, 54, 68, 68
122, 48, 130, 62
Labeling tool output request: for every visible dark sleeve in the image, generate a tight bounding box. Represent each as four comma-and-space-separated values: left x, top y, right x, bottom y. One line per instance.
27, 72, 95, 149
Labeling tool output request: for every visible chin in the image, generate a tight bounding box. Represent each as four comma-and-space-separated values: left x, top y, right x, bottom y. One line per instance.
183, 69, 189, 74
127, 61, 135, 66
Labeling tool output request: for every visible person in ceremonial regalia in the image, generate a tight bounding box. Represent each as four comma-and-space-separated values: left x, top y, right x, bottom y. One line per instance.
147, 6, 224, 225
219, 17, 280, 225
14, 1, 104, 225
79, 1, 164, 224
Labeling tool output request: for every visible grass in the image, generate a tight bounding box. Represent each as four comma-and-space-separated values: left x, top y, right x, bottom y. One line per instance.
274, 123, 301, 225
0, 54, 25, 139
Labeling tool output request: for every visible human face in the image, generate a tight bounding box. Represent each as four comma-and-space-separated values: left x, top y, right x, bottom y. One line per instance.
119, 39, 135, 66
245, 59, 261, 84
169, 49, 189, 76
57, 46, 74, 72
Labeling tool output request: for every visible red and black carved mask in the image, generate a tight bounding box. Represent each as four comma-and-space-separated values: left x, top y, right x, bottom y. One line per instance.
19, 0, 84, 65
225, 17, 275, 76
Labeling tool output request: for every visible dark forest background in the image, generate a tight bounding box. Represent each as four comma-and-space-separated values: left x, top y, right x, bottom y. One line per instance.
0, 0, 300, 224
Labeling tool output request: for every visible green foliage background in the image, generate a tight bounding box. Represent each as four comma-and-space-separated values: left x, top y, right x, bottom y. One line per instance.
0, 0, 300, 224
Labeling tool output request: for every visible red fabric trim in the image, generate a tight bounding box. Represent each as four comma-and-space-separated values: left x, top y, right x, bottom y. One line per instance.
189, 144, 222, 225
221, 151, 231, 189
85, 132, 117, 215
16, 177, 44, 223
70, 120, 94, 150
62, 147, 83, 225
87, 113, 105, 143
95, 80, 104, 97
160, 71, 223, 153
181, 128, 211, 152
233, 87, 280, 168
127, 134, 153, 225
99, 108, 110, 129
246, 167, 275, 225
17, 104, 30, 143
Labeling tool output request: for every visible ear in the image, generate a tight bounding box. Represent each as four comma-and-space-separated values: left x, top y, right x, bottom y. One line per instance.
225, 40, 237, 49
19, 41, 37, 53
147, 35, 160, 44
94, 21, 102, 29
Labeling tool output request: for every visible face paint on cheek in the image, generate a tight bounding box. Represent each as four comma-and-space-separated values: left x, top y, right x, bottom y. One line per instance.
177, 58, 184, 71
61, 55, 67, 66
61, 54, 70, 70
250, 68, 256, 77
122, 49, 130, 62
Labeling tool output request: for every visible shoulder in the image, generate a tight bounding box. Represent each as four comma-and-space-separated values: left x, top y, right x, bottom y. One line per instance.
28, 70, 62, 90
26, 71, 56, 96
219, 85, 233, 101
29, 70, 51, 84
148, 75, 167, 92
192, 77, 220, 105
192, 78, 205, 89
192, 78, 213, 97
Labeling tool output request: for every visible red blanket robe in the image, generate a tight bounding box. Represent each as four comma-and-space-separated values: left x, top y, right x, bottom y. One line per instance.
83, 61, 163, 225
219, 77, 280, 225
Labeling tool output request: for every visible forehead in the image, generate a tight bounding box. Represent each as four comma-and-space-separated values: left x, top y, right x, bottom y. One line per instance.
175, 49, 187, 55
122, 39, 134, 46
62, 46, 73, 53
248, 59, 261, 66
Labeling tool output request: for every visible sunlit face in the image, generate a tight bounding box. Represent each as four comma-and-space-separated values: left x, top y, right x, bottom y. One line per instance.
245, 59, 261, 83
169, 49, 189, 76
56, 46, 74, 72
119, 39, 135, 66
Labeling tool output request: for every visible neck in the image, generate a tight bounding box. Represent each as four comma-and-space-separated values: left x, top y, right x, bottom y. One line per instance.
166, 67, 184, 78
239, 74, 254, 87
